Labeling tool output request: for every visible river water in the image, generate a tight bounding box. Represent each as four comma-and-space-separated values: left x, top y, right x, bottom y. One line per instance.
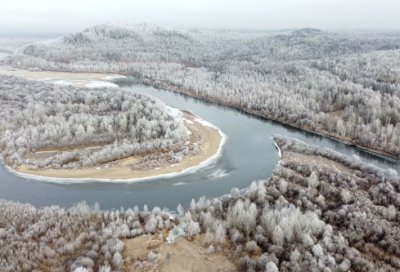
0, 55, 399, 210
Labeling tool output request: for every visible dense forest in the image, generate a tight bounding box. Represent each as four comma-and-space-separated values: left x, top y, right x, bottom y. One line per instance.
0, 74, 188, 170
5, 22, 400, 157
2, 136, 400, 271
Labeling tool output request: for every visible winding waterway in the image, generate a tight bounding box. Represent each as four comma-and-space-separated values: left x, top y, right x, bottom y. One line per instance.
0, 53, 399, 211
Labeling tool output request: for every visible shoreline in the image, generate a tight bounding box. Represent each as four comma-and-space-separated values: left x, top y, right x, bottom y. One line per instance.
11, 112, 226, 183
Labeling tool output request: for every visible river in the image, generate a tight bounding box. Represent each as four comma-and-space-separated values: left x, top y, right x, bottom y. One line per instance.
0, 55, 399, 210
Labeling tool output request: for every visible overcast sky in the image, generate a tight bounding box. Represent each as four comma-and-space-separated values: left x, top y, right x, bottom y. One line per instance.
1, 0, 400, 34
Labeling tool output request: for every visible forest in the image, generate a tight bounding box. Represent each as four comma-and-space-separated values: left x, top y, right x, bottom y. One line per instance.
5, 22, 400, 157
1, 136, 400, 272
0, 74, 188, 170
1, 23, 400, 272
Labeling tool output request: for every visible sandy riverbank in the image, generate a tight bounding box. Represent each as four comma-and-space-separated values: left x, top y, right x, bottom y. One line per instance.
5, 69, 124, 80
15, 112, 224, 181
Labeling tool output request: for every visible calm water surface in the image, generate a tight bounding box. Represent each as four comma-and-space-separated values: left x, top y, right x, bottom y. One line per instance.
0, 67, 399, 211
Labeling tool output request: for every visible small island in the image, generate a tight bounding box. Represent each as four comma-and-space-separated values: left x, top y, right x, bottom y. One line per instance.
16, 111, 224, 180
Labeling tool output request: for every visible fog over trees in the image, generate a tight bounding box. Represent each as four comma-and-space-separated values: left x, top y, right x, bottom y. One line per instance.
0, 36, 50, 54
0, 74, 188, 170
6, 22, 400, 157
1, 136, 400, 271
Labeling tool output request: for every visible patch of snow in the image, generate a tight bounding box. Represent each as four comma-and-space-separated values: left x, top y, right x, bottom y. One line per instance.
171, 164, 180, 167
95, 167, 101, 170
103, 75, 126, 80
183, 118, 194, 125
194, 117, 216, 128
37, 78, 56, 81
207, 168, 234, 180
165, 106, 192, 136
53, 79, 118, 88
167, 221, 186, 242
166, 106, 183, 120
85, 80, 118, 88
173, 182, 185, 186
73, 267, 89, 272
272, 138, 282, 166
175, 146, 188, 155
53, 80, 71, 86
34, 150, 57, 154
273, 139, 282, 158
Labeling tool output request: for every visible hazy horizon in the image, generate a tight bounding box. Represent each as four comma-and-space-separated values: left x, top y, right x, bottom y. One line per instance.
2, 27, 400, 37
1, 0, 400, 35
